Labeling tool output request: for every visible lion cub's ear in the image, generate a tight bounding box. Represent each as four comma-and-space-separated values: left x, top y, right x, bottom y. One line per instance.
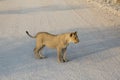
70, 31, 77, 37
74, 31, 77, 34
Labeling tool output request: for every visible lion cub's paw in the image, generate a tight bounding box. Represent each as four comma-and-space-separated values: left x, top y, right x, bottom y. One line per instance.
58, 59, 69, 63
63, 59, 69, 62
34, 56, 41, 59
40, 56, 47, 59
58, 59, 64, 63
34, 56, 47, 59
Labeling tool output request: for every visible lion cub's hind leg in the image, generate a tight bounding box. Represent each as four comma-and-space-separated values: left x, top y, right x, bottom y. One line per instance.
34, 47, 41, 59
39, 45, 47, 59
34, 44, 46, 59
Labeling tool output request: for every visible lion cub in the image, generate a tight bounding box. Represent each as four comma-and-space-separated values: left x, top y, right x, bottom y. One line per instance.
26, 31, 79, 63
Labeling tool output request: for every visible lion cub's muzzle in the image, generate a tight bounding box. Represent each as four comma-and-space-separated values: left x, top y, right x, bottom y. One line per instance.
74, 39, 80, 44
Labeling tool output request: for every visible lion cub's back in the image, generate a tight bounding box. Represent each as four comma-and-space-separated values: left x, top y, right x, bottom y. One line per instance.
36, 32, 59, 48
36, 32, 57, 41
36, 32, 55, 37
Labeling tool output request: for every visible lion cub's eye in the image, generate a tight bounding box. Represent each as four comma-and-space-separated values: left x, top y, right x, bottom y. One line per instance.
75, 37, 77, 39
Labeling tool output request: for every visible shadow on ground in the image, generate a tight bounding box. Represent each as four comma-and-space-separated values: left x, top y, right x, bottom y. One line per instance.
0, 26, 120, 76
0, 5, 91, 14
67, 27, 120, 62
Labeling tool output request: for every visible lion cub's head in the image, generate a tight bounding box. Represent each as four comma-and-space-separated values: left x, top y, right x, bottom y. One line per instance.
69, 32, 79, 44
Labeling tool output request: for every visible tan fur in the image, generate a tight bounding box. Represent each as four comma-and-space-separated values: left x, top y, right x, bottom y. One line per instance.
26, 31, 79, 63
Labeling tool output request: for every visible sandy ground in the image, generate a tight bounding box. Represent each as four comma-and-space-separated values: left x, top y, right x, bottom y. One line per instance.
0, 0, 120, 80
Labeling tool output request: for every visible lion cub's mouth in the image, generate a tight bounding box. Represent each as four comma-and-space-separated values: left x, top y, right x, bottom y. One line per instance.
74, 41, 79, 44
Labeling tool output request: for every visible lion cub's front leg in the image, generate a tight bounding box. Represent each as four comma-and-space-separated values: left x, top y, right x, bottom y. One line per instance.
63, 48, 69, 62
57, 48, 64, 63
57, 48, 69, 63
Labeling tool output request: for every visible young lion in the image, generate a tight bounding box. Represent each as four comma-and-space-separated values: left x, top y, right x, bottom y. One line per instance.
26, 31, 79, 63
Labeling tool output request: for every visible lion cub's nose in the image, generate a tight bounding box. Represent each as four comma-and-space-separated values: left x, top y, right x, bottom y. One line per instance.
75, 40, 79, 44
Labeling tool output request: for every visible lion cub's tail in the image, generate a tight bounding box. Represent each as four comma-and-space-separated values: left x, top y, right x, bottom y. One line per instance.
26, 31, 36, 38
